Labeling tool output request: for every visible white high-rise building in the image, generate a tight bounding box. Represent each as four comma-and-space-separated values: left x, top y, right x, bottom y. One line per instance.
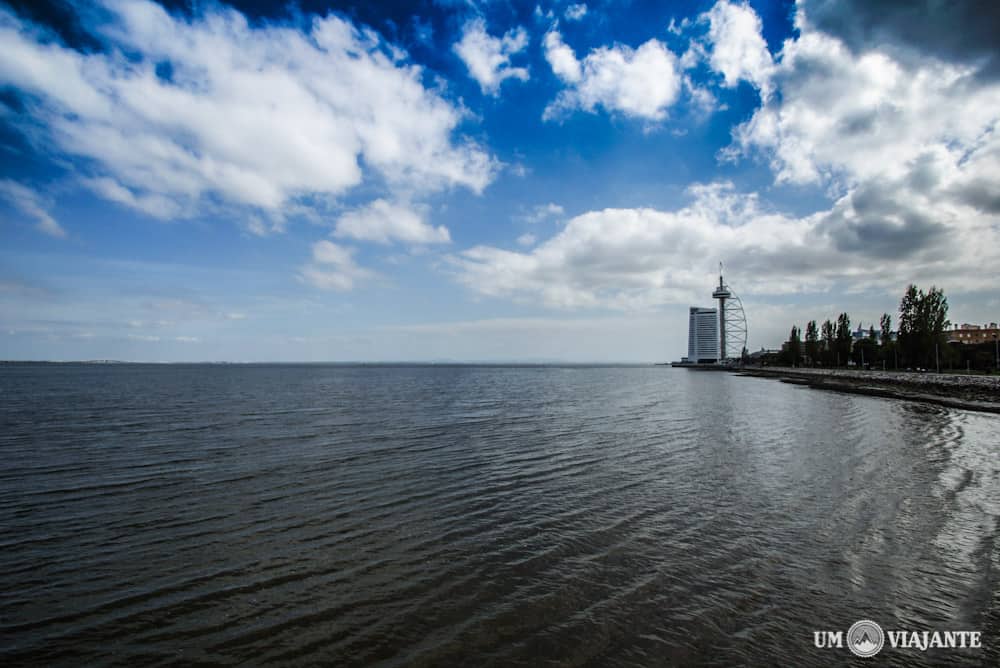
687, 307, 719, 363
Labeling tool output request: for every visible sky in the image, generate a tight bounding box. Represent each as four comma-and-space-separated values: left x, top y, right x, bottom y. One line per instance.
1, 0, 999, 362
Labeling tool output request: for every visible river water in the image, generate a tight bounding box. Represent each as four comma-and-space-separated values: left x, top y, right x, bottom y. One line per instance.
1, 364, 998, 666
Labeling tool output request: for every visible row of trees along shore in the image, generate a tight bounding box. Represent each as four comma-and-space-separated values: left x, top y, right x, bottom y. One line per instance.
776, 284, 994, 371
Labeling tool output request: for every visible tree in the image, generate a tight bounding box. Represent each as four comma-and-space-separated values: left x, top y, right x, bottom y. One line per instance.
920, 286, 950, 370
804, 320, 819, 366
898, 284, 919, 367
821, 319, 835, 367
879, 312, 895, 369
898, 284, 950, 369
835, 313, 852, 367
879, 313, 892, 347
785, 325, 802, 366
853, 326, 877, 368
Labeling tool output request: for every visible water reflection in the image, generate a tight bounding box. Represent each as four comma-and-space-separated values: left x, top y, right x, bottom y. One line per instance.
0, 364, 997, 666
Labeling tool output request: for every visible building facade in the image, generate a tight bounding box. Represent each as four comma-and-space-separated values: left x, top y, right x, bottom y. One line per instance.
687, 307, 719, 363
948, 323, 1000, 344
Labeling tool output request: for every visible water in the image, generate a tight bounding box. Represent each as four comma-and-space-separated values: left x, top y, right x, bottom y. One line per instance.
1, 363, 998, 666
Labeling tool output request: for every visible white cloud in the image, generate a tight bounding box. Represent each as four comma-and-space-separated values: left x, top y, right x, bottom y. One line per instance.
0, 1, 497, 222
683, 76, 718, 117
542, 31, 582, 83
564, 4, 588, 21
509, 163, 530, 178
334, 199, 450, 245
243, 217, 273, 237
534, 6, 555, 22
516, 233, 536, 247
451, 183, 812, 309
451, 181, 1000, 310
518, 202, 565, 223
0, 180, 67, 238
702, 1, 773, 96
82, 176, 181, 220
729, 27, 1000, 188
300, 241, 374, 291
127, 319, 174, 329
176, 336, 200, 343
452, 18, 529, 95
543, 31, 682, 121
692, 3, 1000, 300
667, 18, 691, 36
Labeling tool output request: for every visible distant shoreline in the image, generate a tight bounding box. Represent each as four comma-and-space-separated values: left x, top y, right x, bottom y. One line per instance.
735, 366, 1000, 414
0, 360, 653, 367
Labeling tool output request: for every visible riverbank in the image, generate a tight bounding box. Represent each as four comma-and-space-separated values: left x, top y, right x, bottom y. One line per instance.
735, 366, 1000, 414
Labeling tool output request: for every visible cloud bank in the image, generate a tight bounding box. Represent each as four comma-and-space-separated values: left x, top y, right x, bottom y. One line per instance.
457, 0, 1000, 309
0, 0, 496, 222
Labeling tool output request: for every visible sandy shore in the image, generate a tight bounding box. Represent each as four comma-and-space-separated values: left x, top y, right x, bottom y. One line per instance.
735, 366, 1000, 414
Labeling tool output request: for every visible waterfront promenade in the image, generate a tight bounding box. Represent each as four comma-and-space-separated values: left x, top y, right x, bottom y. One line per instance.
738, 366, 1000, 414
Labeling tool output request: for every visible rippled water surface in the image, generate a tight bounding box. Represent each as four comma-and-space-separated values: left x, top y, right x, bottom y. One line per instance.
2, 363, 999, 666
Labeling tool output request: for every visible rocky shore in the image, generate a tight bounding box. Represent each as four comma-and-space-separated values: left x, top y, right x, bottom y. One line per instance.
735, 366, 1000, 414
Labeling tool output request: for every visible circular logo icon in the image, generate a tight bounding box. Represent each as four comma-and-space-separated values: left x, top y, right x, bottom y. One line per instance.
847, 619, 885, 658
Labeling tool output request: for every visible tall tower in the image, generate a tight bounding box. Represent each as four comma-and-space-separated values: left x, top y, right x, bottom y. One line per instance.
711, 263, 732, 361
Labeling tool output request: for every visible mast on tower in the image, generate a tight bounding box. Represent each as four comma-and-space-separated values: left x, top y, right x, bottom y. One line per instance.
712, 263, 732, 361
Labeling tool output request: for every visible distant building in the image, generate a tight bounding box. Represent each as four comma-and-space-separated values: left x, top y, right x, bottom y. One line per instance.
688, 307, 719, 363
852, 322, 896, 344
948, 323, 1000, 344
851, 322, 879, 343
748, 347, 781, 365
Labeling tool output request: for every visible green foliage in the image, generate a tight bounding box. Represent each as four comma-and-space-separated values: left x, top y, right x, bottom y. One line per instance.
784, 325, 802, 366
821, 319, 835, 367
776, 287, 952, 372
835, 313, 852, 367
804, 320, 819, 366
879, 313, 895, 367
879, 313, 892, 345
898, 284, 950, 369
853, 327, 878, 368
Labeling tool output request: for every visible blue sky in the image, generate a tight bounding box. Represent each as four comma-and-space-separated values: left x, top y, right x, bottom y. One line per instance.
1, 0, 999, 361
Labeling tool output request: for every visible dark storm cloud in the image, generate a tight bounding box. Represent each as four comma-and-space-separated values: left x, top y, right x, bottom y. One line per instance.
836, 109, 879, 137
729, 243, 838, 278
801, 0, 1000, 79
829, 213, 946, 259
822, 182, 948, 259
905, 152, 944, 193
953, 179, 1000, 215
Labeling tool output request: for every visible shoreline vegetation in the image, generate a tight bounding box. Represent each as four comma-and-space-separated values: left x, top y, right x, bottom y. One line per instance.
773, 284, 999, 374
735, 366, 1000, 414
751, 282, 1000, 413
